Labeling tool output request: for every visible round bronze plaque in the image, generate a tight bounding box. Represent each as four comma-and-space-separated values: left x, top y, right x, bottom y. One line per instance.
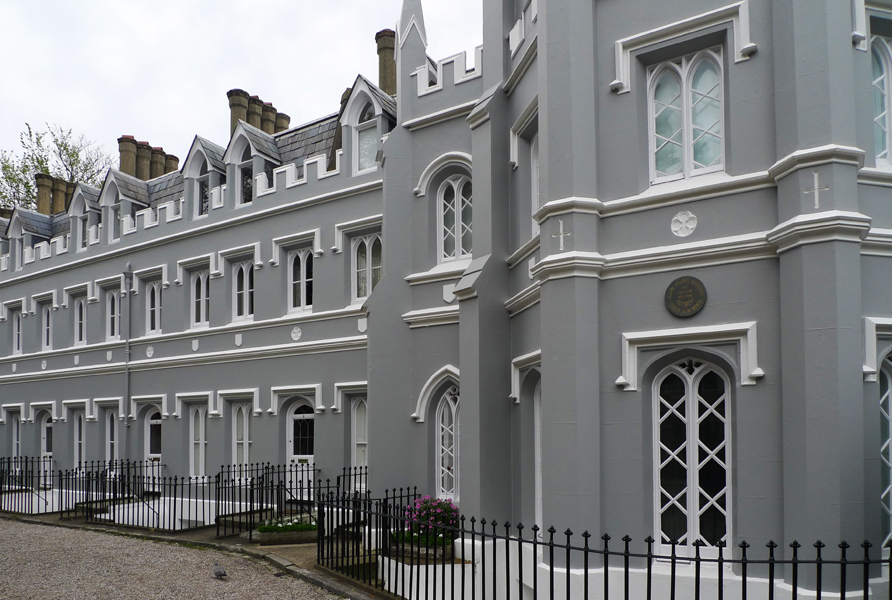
664, 276, 707, 317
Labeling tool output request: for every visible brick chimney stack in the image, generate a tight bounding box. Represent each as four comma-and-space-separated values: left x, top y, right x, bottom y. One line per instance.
376, 29, 397, 96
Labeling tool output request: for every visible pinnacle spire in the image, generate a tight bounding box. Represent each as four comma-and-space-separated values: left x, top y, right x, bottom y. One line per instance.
398, 0, 427, 47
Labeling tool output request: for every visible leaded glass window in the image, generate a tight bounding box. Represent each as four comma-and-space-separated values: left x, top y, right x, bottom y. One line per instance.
290, 249, 314, 311
353, 233, 382, 301
873, 38, 892, 162
437, 386, 460, 500
191, 270, 210, 327
654, 359, 730, 555
233, 261, 254, 319
439, 175, 473, 261
649, 49, 723, 183
881, 366, 892, 548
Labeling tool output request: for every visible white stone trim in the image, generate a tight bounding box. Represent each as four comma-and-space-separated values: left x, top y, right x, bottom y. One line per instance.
509, 96, 539, 169
610, 0, 756, 94
504, 36, 538, 97
173, 391, 212, 419
332, 381, 367, 413
510, 350, 541, 402
95, 274, 126, 291
174, 254, 217, 285
130, 394, 169, 420
616, 321, 764, 391
864, 317, 892, 381
130, 264, 170, 294
509, 17, 525, 57
767, 211, 871, 254
505, 283, 540, 317
269, 229, 323, 266
0, 297, 26, 322
402, 306, 460, 329
61, 399, 90, 422
29, 400, 58, 423
854, 0, 868, 50
414, 152, 473, 197
217, 388, 261, 417
412, 365, 460, 422
401, 101, 477, 131
331, 215, 383, 254
269, 384, 323, 415
92, 397, 124, 422
29, 289, 58, 313
62, 281, 96, 307
531, 251, 605, 283
0, 403, 25, 424
863, 228, 892, 256
533, 197, 603, 223
768, 144, 865, 182
405, 258, 472, 285
217, 242, 262, 274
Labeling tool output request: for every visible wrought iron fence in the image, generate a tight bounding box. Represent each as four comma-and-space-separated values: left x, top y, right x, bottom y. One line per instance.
317, 490, 891, 600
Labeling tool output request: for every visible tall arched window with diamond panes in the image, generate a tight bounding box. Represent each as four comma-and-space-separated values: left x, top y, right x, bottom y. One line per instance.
438, 175, 472, 262
233, 261, 254, 320
353, 234, 382, 301
880, 364, 892, 549
873, 38, 892, 163
649, 49, 723, 183
436, 386, 460, 500
653, 359, 731, 556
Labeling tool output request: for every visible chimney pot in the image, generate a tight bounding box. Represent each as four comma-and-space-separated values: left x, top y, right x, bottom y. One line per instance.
117, 135, 138, 177
164, 154, 179, 174
227, 89, 250, 136
247, 96, 263, 129
275, 112, 291, 133
261, 102, 277, 135
376, 29, 397, 96
135, 141, 152, 181
150, 147, 165, 179
34, 173, 54, 216
51, 177, 68, 214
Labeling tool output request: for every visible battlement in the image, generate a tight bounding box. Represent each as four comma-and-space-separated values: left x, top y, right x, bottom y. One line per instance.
411, 46, 483, 97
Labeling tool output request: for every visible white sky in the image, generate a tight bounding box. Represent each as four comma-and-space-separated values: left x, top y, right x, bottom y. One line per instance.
0, 0, 482, 165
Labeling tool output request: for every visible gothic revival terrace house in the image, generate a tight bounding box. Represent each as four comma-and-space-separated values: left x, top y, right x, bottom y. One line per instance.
1, 0, 892, 595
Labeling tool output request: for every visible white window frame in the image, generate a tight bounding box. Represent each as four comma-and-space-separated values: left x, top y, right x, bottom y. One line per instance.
353, 101, 379, 175
145, 408, 162, 461
79, 214, 90, 249
190, 405, 208, 479
11, 414, 21, 459
11, 309, 22, 355
351, 233, 383, 302
105, 290, 121, 341
351, 397, 368, 470
237, 146, 254, 206
652, 359, 731, 558
873, 36, 892, 165
531, 133, 540, 237
106, 410, 118, 464
40, 412, 53, 460
41, 304, 52, 351
435, 386, 460, 501
437, 174, 473, 263
74, 297, 87, 346
287, 401, 315, 465
190, 269, 210, 328
647, 48, 724, 184
232, 260, 254, 321
232, 403, 251, 466
196, 157, 211, 217
880, 363, 892, 550
288, 248, 314, 313
145, 280, 162, 336
73, 411, 85, 467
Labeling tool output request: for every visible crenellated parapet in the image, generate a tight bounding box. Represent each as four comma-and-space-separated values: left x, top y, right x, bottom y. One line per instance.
410, 47, 483, 97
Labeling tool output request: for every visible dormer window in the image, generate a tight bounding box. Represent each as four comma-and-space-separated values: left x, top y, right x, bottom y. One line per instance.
197, 159, 210, 216
79, 215, 89, 248
355, 102, 378, 174
238, 146, 253, 205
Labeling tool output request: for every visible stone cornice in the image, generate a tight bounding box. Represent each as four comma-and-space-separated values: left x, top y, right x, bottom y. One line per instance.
533, 197, 603, 223
768, 144, 865, 182
767, 210, 871, 253
530, 251, 605, 283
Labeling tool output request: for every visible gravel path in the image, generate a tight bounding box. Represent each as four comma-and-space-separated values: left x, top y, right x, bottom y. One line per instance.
0, 519, 342, 600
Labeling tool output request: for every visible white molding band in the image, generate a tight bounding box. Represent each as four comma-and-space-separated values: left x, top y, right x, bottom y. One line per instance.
217, 242, 263, 274
29, 400, 58, 423
0, 403, 25, 424
269, 229, 323, 265
610, 0, 756, 94
173, 391, 213, 419
175, 253, 217, 285
767, 211, 871, 254
510, 349, 542, 402
130, 264, 170, 294
91, 397, 125, 422
402, 306, 460, 328
509, 96, 539, 169
217, 388, 261, 417
331, 215, 383, 254
863, 317, 892, 382
61, 399, 90, 422
269, 384, 323, 415
332, 381, 367, 413
616, 321, 764, 391
414, 152, 473, 197
412, 364, 460, 422
130, 394, 169, 420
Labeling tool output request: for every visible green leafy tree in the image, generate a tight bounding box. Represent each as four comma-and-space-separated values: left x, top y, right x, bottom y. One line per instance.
0, 123, 114, 211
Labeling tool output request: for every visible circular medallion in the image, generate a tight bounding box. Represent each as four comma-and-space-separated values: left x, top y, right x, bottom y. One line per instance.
671, 210, 698, 237
665, 276, 707, 318
291, 327, 302, 341
146, 346, 154, 358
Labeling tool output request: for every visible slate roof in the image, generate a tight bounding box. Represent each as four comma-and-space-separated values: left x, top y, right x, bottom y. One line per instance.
276, 114, 339, 168
52, 212, 70, 236
147, 171, 185, 209
359, 75, 397, 118
0, 217, 8, 240
75, 183, 101, 212
15, 208, 55, 239
240, 121, 281, 162
109, 170, 150, 206
196, 136, 226, 172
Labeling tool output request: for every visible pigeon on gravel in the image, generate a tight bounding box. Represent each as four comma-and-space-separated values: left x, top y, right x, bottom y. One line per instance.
213, 561, 227, 579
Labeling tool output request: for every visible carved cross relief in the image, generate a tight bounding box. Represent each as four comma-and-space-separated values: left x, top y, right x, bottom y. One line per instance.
553, 218, 571, 251
803, 171, 830, 210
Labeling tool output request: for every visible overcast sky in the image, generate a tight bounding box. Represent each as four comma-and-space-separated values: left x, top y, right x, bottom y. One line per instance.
0, 0, 482, 167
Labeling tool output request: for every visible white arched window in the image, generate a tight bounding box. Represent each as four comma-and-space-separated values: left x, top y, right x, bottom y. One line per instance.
191, 405, 207, 478
233, 261, 254, 320
41, 304, 52, 351
197, 158, 210, 216
436, 386, 460, 500
288, 403, 315, 465
106, 410, 118, 464
355, 101, 378, 174
289, 249, 314, 312
145, 410, 162, 461
12, 310, 22, 355
238, 145, 253, 205
873, 38, 892, 163
40, 413, 53, 459
106, 290, 120, 341
145, 281, 162, 335
649, 49, 723, 183
438, 175, 473, 262
191, 270, 210, 327
73, 412, 85, 467
232, 403, 251, 466
11, 414, 21, 460
353, 233, 382, 301
352, 398, 368, 469
74, 297, 87, 345
880, 364, 892, 549
653, 359, 731, 556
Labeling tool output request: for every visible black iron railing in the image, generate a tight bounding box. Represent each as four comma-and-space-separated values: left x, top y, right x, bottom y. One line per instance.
317, 490, 891, 600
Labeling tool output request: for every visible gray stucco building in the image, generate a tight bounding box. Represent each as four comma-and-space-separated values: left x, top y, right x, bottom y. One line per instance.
0, 0, 890, 573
